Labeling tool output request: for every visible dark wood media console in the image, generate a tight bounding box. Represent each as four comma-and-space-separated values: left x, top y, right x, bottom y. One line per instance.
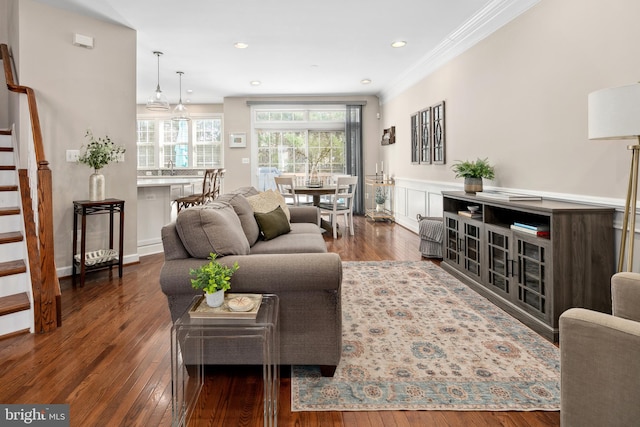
441, 191, 615, 342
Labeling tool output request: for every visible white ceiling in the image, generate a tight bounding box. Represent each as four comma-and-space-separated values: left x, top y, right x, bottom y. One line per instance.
34, 0, 538, 105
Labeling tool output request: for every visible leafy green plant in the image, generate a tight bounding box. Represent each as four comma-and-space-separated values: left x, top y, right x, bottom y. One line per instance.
451, 158, 495, 180
190, 253, 239, 294
78, 130, 126, 171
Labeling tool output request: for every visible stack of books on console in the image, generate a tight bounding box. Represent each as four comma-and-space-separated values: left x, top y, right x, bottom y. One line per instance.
458, 210, 482, 219
510, 222, 550, 237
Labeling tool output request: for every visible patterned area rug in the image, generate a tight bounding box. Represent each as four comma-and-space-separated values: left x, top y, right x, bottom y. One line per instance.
291, 261, 560, 411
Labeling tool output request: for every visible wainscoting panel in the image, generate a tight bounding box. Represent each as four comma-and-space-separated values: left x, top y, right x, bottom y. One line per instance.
391, 177, 635, 269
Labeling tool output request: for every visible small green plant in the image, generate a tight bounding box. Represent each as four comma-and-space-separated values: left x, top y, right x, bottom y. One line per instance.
190, 253, 239, 294
375, 187, 386, 205
451, 158, 495, 180
78, 130, 126, 171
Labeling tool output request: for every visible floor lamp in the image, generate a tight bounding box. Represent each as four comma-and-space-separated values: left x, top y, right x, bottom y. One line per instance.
588, 82, 640, 272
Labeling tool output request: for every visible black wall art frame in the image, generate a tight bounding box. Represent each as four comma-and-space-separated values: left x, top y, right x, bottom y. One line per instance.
410, 100, 445, 165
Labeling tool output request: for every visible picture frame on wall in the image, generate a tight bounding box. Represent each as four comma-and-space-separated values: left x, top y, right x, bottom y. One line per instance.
228, 132, 246, 148
381, 126, 396, 145
410, 100, 446, 165
431, 101, 445, 164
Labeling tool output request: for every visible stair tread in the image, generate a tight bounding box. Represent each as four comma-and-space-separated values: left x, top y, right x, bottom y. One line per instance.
0, 292, 30, 317
0, 259, 26, 277
0, 231, 23, 244
0, 165, 16, 170
0, 147, 13, 152
0, 207, 20, 216
0, 185, 18, 191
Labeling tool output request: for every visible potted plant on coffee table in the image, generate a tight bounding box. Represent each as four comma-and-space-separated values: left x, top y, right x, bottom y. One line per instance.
451, 157, 495, 193
190, 253, 239, 307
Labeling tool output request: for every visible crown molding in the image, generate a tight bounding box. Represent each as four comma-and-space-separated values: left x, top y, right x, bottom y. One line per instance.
379, 0, 541, 105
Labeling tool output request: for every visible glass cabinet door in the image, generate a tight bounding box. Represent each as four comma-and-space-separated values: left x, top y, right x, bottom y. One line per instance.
515, 236, 550, 321
444, 213, 461, 266
462, 221, 482, 280
486, 226, 511, 299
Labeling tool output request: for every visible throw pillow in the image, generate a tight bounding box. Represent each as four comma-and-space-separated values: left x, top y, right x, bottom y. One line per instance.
175, 201, 250, 258
245, 189, 291, 220
216, 192, 260, 246
254, 206, 291, 240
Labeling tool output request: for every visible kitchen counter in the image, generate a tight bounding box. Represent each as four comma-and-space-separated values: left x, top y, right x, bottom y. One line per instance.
137, 176, 203, 187
137, 176, 203, 255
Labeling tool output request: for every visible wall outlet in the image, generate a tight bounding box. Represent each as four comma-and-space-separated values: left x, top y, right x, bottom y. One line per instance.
66, 150, 80, 162
145, 171, 153, 176
242, 158, 250, 164
197, 170, 204, 176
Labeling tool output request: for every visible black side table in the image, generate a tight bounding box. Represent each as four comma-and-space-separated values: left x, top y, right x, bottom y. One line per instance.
72, 199, 125, 287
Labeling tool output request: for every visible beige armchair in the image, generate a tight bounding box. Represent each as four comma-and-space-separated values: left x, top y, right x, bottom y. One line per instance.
560, 272, 640, 427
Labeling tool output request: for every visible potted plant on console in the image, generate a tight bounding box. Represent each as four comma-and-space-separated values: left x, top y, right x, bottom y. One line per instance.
78, 130, 126, 201
190, 253, 239, 307
451, 157, 495, 193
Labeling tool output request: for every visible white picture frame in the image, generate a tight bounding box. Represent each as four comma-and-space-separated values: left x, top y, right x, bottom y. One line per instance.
229, 132, 246, 148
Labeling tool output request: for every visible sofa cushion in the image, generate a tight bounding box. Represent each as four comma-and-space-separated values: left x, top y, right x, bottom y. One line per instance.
216, 193, 260, 246
250, 232, 328, 254
176, 202, 250, 258
228, 186, 260, 197
254, 206, 291, 241
246, 189, 291, 221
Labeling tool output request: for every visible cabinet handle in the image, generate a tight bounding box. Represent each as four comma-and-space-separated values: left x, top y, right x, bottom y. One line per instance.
508, 259, 517, 277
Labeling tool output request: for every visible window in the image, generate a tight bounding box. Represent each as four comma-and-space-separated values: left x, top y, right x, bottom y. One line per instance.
253, 107, 346, 189
136, 120, 156, 168
136, 115, 223, 169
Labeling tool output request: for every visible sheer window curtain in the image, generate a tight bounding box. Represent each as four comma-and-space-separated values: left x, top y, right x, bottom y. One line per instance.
346, 105, 364, 214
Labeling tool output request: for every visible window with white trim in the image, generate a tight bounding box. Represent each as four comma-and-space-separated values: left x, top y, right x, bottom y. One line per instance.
253, 106, 346, 189
136, 115, 223, 169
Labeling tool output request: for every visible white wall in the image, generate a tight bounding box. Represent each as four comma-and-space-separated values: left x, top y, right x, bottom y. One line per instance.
381, 0, 640, 200
15, 0, 137, 271
0, 0, 8, 128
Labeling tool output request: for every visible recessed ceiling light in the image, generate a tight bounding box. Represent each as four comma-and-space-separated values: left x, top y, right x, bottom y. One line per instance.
391, 40, 407, 48
234, 42, 249, 49
361, 79, 372, 85
250, 80, 261, 86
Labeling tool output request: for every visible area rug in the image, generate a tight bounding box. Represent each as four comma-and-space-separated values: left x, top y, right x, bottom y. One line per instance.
291, 261, 560, 411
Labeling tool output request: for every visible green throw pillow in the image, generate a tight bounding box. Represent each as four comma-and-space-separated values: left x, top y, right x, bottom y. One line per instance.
254, 205, 291, 240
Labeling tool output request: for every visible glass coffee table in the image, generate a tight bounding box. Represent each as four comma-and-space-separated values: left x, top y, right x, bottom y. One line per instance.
171, 294, 279, 427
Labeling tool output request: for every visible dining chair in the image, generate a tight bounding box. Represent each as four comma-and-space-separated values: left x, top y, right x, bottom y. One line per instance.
275, 175, 312, 206
318, 175, 358, 238
175, 168, 224, 213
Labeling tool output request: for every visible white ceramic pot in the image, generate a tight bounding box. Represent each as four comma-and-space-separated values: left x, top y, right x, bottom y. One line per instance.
205, 290, 225, 308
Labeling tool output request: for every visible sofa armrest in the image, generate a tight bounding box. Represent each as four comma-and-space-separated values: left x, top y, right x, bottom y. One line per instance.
560, 308, 640, 427
289, 206, 320, 224
612, 272, 640, 321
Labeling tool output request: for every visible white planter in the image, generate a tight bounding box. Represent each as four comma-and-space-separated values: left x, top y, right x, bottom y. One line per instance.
205, 290, 225, 307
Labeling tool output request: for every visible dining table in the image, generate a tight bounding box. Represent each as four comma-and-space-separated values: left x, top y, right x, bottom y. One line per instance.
293, 185, 339, 236
293, 185, 337, 206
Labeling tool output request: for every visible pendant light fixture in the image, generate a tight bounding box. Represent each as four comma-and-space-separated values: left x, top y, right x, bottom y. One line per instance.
172, 71, 190, 122
146, 51, 170, 111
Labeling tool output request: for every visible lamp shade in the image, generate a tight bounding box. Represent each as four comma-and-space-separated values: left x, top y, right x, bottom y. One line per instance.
588, 83, 640, 140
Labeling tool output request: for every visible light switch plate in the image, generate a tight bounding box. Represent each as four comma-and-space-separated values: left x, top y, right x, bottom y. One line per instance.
66, 150, 80, 162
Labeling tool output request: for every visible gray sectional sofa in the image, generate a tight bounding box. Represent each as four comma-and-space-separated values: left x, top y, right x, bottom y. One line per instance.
160, 186, 342, 376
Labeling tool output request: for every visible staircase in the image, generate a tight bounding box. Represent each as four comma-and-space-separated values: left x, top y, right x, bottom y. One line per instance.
0, 131, 32, 337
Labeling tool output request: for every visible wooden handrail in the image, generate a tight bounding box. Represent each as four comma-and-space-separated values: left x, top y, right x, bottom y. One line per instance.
1, 43, 60, 333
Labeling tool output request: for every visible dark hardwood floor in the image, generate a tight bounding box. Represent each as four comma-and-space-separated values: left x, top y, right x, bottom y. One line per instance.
0, 216, 560, 426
